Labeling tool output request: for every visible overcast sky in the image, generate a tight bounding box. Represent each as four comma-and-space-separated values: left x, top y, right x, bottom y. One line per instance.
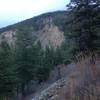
0, 0, 70, 28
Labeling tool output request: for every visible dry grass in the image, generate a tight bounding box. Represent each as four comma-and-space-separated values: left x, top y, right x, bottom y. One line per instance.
65, 54, 100, 100
57, 51, 99, 100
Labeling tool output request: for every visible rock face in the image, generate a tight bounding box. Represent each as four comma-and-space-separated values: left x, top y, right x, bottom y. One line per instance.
36, 23, 64, 48
0, 30, 16, 47
0, 11, 66, 48
0, 24, 64, 48
32, 78, 67, 100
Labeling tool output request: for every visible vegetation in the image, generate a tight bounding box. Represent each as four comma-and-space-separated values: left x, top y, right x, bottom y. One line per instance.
0, 27, 66, 99
65, 0, 100, 56
0, 41, 16, 99
0, 11, 67, 34
64, 0, 100, 100
0, 0, 99, 99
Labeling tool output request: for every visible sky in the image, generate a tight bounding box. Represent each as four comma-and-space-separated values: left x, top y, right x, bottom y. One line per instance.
0, 0, 70, 28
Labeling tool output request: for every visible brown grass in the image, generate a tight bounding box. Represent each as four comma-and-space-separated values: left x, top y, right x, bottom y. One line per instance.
64, 54, 100, 100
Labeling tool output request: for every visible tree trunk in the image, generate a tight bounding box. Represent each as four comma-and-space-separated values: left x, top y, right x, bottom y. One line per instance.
21, 83, 25, 98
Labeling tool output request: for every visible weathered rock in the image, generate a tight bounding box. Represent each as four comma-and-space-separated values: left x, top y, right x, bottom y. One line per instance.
32, 78, 67, 100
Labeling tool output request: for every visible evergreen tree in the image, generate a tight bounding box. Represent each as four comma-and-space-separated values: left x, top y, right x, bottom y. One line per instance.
31, 41, 45, 82
60, 41, 76, 64
66, 0, 100, 54
14, 27, 34, 96
54, 47, 63, 65
0, 41, 16, 99
35, 45, 56, 83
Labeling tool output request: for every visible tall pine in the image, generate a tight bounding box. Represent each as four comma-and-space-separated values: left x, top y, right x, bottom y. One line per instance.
66, 0, 100, 55
0, 41, 16, 99
14, 27, 34, 97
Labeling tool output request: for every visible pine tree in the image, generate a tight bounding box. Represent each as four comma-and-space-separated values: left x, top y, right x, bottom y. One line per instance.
0, 41, 16, 99
35, 45, 56, 83
14, 27, 34, 97
66, 0, 100, 55
31, 41, 44, 82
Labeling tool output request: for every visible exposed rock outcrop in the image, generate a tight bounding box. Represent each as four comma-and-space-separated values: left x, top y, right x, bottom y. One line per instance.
0, 11, 66, 48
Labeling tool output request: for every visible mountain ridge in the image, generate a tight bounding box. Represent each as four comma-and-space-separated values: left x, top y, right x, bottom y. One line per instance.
0, 11, 67, 33
0, 11, 67, 48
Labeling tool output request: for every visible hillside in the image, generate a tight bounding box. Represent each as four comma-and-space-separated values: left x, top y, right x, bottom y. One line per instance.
23, 57, 100, 100
0, 11, 67, 48
0, 2, 99, 100
0, 11, 74, 100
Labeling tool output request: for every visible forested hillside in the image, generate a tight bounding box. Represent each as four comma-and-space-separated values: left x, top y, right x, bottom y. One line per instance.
0, 11, 73, 100
0, 0, 100, 100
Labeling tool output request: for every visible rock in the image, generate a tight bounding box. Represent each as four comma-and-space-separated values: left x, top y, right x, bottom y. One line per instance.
32, 78, 67, 100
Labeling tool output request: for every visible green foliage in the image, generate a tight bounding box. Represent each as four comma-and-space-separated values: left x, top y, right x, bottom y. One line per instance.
60, 41, 78, 64
35, 65, 50, 82
0, 41, 16, 99
53, 40, 78, 65
35, 45, 55, 82
66, 0, 100, 54
0, 4, 99, 98
14, 27, 34, 96
0, 11, 67, 34
14, 28, 56, 95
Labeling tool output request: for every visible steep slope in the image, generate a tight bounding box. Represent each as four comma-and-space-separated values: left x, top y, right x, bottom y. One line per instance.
29, 58, 100, 100
0, 11, 67, 48
35, 24, 64, 48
